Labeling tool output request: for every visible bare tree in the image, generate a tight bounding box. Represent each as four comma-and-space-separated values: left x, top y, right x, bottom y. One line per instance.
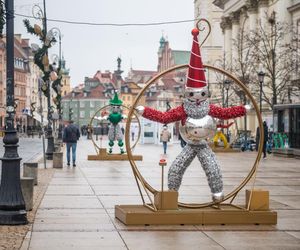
246, 11, 299, 109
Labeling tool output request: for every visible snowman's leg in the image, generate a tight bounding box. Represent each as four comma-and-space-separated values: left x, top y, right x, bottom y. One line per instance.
168, 144, 197, 191
196, 144, 223, 201
115, 124, 124, 154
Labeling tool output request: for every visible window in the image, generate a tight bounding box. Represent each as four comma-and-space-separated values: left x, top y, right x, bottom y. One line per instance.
90, 111, 94, 118
80, 101, 85, 108
90, 101, 95, 108
80, 111, 85, 118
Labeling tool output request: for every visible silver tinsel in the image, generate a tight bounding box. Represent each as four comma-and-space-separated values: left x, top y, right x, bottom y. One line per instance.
168, 143, 223, 194
167, 96, 223, 197
183, 98, 209, 119
108, 124, 123, 141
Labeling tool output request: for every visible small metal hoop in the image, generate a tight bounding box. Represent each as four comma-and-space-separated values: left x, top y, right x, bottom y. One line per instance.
89, 104, 141, 154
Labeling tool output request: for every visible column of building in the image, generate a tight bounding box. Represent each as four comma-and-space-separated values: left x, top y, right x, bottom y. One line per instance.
258, 0, 269, 29
220, 16, 232, 68
247, 0, 259, 31
231, 10, 241, 67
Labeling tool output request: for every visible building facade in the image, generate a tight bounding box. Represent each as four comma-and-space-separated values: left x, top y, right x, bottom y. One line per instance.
212, 0, 300, 136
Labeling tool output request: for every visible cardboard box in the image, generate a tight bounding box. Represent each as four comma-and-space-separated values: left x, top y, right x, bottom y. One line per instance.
154, 191, 178, 210
246, 189, 269, 211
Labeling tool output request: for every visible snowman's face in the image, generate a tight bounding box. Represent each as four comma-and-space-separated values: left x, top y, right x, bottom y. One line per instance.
184, 87, 209, 106
111, 105, 121, 113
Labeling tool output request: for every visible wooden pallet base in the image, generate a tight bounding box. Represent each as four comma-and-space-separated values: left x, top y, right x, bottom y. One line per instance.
88, 148, 143, 161
115, 204, 277, 225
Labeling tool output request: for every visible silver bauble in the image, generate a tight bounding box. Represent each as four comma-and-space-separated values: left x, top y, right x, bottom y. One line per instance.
179, 115, 216, 145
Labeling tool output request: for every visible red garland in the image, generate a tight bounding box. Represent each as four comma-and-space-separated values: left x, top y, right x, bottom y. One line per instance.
143, 106, 186, 124
208, 104, 246, 120
142, 104, 246, 125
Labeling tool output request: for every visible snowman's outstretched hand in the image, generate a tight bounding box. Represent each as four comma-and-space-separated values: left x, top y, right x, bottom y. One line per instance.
244, 104, 251, 111
135, 106, 145, 115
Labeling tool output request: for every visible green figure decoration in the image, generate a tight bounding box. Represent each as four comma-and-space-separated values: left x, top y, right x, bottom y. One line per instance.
107, 92, 125, 154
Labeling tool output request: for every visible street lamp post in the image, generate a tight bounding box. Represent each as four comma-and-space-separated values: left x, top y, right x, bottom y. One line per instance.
24, 2, 58, 160
258, 71, 265, 114
0, 0, 28, 225
224, 79, 231, 141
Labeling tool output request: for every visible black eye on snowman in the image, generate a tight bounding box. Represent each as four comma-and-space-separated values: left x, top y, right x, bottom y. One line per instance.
189, 92, 194, 97
201, 92, 206, 97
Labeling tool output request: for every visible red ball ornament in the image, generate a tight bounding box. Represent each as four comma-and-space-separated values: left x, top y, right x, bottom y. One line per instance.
191, 28, 199, 36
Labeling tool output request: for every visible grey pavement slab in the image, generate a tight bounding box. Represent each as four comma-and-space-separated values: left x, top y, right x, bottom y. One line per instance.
26, 139, 300, 249
204, 231, 300, 250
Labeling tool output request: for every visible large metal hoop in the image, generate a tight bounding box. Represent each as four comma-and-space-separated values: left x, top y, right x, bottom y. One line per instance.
89, 104, 141, 154
125, 64, 264, 209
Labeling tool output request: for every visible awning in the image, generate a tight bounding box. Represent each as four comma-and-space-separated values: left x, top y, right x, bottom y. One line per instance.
29, 111, 48, 126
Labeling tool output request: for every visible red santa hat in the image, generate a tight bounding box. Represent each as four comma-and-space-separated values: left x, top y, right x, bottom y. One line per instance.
186, 28, 207, 89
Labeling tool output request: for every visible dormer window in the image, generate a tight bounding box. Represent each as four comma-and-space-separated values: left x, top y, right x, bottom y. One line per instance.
84, 92, 87, 97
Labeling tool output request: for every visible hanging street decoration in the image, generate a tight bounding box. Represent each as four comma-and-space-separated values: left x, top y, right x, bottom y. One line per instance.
23, 13, 62, 112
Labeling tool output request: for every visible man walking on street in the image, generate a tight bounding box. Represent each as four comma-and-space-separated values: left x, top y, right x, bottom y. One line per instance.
63, 120, 80, 167
160, 125, 171, 155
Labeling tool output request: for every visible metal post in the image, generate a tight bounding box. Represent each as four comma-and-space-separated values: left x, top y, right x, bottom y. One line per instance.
226, 87, 229, 140
55, 29, 63, 141
42, 0, 54, 160
38, 79, 46, 169
0, 0, 28, 225
260, 81, 262, 114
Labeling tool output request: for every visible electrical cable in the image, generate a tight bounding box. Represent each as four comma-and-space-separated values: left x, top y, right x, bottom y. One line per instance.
15, 12, 198, 27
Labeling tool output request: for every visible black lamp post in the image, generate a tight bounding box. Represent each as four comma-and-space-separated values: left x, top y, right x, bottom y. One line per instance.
258, 70, 265, 114
224, 79, 231, 141
0, 0, 28, 225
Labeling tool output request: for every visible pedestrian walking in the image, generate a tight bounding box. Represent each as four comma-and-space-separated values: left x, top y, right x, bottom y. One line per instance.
63, 120, 80, 167
256, 121, 269, 158
263, 121, 269, 159
160, 125, 171, 154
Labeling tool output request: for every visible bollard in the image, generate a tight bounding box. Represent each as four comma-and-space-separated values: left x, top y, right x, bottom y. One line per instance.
23, 162, 38, 185
54, 143, 61, 153
53, 152, 63, 168
21, 177, 34, 211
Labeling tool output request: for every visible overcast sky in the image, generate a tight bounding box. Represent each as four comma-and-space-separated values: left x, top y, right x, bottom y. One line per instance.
14, 0, 195, 87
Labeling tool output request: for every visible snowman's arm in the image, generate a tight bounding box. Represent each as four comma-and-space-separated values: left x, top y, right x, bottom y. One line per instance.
142, 105, 186, 124
209, 104, 246, 120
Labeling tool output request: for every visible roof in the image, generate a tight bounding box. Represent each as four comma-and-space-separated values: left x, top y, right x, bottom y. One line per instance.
62, 84, 109, 100
171, 50, 190, 65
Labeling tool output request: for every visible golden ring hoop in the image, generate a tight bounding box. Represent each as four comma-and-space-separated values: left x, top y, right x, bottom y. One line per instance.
125, 64, 264, 209
89, 104, 142, 154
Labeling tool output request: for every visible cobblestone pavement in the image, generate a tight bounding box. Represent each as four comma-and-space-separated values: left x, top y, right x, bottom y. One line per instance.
4, 136, 300, 249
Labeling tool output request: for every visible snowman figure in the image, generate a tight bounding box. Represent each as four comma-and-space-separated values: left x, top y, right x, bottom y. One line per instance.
107, 91, 125, 154
137, 27, 249, 202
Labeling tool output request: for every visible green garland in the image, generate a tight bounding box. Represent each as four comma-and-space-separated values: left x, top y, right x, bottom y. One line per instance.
23, 19, 45, 41
0, 0, 4, 38
24, 17, 62, 114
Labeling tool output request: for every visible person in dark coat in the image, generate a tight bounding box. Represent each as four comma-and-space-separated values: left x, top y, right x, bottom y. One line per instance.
262, 121, 269, 159
63, 120, 80, 167
256, 121, 269, 158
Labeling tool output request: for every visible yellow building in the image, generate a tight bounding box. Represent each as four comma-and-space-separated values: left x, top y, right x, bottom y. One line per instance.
60, 56, 71, 96
120, 82, 145, 116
